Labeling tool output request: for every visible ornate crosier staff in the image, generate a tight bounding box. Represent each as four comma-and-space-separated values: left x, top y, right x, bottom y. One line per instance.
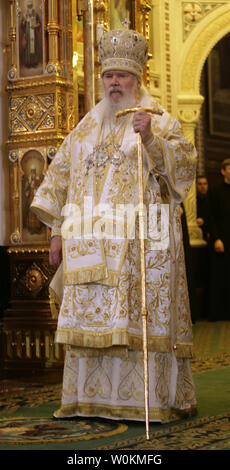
116, 105, 163, 441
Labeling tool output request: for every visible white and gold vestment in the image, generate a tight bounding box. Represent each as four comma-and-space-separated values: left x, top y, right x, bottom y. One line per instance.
31, 91, 197, 422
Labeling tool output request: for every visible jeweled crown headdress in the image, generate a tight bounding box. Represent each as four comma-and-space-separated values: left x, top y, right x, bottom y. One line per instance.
98, 29, 148, 81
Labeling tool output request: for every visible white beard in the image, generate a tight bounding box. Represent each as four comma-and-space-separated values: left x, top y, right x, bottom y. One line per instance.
101, 83, 152, 124
102, 88, 139, 122
105, 96, 136, 116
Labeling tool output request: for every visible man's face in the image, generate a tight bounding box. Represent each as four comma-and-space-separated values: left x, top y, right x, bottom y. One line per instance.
102, 70, 140, 104
221, 164, 230, 183
197, 177, 208, 195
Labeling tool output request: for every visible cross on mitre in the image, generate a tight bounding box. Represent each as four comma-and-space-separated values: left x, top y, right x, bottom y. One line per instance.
122, 18, 131, 29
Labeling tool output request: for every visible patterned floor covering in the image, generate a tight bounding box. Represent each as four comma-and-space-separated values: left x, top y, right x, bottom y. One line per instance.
0, 404, 229, 449
0, 383, 62, 415
191, 320, 230, 373
0, 321, 229, 449
192, 321, 230, 355
0, 415, 127, 445
97, 412, 230, 450
191, 351, 230, 374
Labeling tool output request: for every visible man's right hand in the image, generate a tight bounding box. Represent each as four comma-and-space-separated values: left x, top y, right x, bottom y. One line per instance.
49, 235, 62, 266
214, 239, 225, 253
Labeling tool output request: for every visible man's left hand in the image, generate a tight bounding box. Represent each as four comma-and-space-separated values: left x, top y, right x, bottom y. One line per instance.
49, 235, 62, 267
133, 110, 153, 144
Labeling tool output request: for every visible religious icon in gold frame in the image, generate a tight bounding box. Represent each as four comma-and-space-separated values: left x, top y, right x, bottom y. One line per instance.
19, 148, 49, 244
16, 0, 45, 78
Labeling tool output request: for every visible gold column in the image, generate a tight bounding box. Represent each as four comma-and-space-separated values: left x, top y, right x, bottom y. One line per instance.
94, 0, 108, 102
178, 94, 206, 247
76, 1, 95, 112
72, 1, 79, 124
83, 0, 95, 112
9, 151, 20, 244
67, 1, 74, 79
8, 0, 17, 80
47, 0, 60, 74
133, 1, 152, 87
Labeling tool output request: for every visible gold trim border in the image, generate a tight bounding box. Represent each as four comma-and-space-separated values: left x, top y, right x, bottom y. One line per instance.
56, 328, 194, 358
54, 402, 197, 422
63, 265, 107, 285
0, 416, 127, 445
56, 327, 171, 352
174, 342, 194, 358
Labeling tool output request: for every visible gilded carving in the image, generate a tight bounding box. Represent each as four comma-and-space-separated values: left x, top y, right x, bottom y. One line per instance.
8, 246, 50, 254
10, 96, 26, 115
38, 114, 55, 130
9, 149, 19, 163
25, 263, 48, 293
20, 96, 47, 129
9, 93, 56, 135
181, 9, 230, 93
57, 92, 67, 130
47, 146, 57, 159
164, 1, 172, 113
8, 67, 17, 81
10, 231, 22, 245
11, 119, 27, 133
7, 135, 64, 147
67, 93, 75, 130
46, 63, 56, 75
182, 2, 227, 40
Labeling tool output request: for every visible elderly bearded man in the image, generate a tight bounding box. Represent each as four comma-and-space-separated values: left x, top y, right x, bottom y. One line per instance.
31, 29, 197, 422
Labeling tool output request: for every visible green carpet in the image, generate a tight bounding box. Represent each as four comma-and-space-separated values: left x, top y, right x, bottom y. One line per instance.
97, 411, 230, 450
192, 320, 230, 354
0, 321, 229, 450
191, 320, 230, 374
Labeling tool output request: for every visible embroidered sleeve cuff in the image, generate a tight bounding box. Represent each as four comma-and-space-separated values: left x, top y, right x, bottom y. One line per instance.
51, 218, 63, 238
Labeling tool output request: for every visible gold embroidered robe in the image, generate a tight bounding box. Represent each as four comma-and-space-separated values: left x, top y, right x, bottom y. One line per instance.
31, 92, 197, 421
